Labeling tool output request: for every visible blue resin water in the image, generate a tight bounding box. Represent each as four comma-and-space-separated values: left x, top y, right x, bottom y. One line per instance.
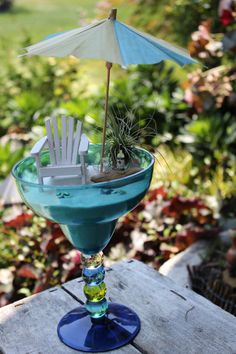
13, 145, 154, 255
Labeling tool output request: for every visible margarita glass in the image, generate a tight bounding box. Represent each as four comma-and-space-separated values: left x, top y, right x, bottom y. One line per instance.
12, 144, 154, 352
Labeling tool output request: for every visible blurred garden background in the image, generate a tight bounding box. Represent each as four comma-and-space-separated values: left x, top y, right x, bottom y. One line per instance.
0, 0, 235, 305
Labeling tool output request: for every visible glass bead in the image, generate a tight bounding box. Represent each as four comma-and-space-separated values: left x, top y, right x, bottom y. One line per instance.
85, 298, 108, 318
81, 252, 104, 268
84, 282, 106, 302
82, 265, 105, 285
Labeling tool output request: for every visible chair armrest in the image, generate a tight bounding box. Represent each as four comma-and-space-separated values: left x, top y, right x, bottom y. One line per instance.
31, 136, 48, 155
79, 134, 89, 155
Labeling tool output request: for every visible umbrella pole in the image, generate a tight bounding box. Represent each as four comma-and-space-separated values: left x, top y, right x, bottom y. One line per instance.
100, 9, 117, 173
100, 62, 112, 172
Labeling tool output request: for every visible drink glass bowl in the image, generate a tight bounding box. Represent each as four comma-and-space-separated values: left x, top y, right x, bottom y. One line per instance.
12, 144, 154, 352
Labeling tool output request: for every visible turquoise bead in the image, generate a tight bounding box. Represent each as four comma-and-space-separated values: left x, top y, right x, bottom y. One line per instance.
86, 298, 108, 318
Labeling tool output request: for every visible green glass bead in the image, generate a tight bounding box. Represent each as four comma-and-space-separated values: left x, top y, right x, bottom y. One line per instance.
84, 282, 106, 302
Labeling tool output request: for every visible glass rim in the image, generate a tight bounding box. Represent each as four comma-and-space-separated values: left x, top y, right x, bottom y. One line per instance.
12, 146, 155, 190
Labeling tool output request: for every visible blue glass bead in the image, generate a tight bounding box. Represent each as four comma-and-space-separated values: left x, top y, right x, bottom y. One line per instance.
82, 265, 105, 285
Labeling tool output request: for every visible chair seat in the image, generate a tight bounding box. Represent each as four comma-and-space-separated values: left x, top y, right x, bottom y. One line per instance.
39, 165, 82, 178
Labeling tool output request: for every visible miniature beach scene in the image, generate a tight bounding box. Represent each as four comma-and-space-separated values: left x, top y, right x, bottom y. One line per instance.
2, 2, 235, 354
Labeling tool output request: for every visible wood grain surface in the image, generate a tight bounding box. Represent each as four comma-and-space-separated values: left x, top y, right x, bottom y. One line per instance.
0, 260, 236, 354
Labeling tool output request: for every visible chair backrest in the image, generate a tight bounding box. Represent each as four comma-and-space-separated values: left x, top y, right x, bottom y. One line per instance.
45, 116, 82, 166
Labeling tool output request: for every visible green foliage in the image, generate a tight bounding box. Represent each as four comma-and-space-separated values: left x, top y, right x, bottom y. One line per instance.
0, 54, 80, 135
0, 53, 96, 137
0, 141, 25, 179
183, 111, 235, 163
154, 145, 236, 200
168, 0, 220, 45
133, 0, 220, 45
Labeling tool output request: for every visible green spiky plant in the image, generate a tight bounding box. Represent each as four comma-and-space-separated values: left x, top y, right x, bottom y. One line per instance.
106, 108, 157, 168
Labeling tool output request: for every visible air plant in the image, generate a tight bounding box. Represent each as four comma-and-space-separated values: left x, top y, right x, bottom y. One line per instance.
106, 108, 157, 168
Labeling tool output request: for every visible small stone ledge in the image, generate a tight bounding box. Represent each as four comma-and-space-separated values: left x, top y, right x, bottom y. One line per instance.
159, 240, 208, 288
159, 231, 231, 288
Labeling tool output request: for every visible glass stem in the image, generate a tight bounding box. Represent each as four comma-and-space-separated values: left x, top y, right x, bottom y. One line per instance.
81, 252, 108, 318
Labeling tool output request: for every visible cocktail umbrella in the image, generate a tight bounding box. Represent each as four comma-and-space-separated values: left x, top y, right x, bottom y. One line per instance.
21, 9, 197, 171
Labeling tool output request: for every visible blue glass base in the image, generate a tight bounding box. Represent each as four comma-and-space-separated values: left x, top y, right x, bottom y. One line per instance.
57, 302, 140, 352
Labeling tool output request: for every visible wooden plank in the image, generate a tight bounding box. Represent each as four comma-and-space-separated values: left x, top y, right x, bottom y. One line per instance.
72, 120, 82, 164
0, 287, 78, 354
61, 116, 67, 164
52, 117, 61, 165
66, 117, 74, 164
63, 260, 236, 354
45, 118, 56, 165
0, 285, 140, 354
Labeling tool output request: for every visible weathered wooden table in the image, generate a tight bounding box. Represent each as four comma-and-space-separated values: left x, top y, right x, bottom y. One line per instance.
0, 260, 236, 354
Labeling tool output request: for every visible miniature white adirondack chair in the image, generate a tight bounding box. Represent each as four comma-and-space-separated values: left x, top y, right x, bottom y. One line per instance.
31, 117, 89, 184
